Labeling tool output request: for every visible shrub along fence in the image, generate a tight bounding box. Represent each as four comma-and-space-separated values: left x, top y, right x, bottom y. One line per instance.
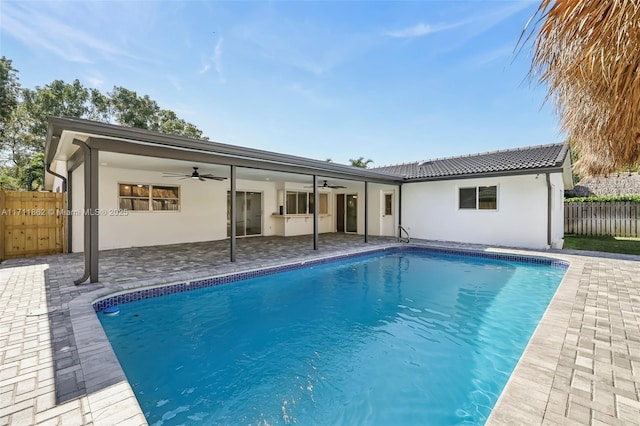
564, 201, 639, 237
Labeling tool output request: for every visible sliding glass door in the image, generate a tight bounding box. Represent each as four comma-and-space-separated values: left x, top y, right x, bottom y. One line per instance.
336, 194, 358, 233
227, 191, 262, 237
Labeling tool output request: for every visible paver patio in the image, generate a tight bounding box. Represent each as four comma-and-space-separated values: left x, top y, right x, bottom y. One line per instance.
1, 234, 639, 425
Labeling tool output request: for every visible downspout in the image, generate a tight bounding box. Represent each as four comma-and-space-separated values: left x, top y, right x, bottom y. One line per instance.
45, 163, 69, 254
45, 164, 67, 192
546, 173, 552, 247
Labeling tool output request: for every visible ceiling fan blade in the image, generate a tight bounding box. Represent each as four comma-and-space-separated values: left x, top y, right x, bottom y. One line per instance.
330, 185, 346, 189
199, 177, 206, 181
200, 174, 227, 181
162, 172, 187, 176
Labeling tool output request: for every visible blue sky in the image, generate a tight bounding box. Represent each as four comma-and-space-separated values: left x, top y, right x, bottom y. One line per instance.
0, 0, 562, 167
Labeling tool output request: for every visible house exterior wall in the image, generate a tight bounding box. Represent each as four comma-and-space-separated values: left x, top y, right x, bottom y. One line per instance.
275, 182, 334, 237
333, 183, 398, 236
70, 167, 402, 251
401, 173, 561, 249
366, 184, 399, 237
550, 172, 565, 247
72, 166, 229, 252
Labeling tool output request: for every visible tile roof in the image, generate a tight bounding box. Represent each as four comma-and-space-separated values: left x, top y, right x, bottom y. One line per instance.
373, 143, 569, 180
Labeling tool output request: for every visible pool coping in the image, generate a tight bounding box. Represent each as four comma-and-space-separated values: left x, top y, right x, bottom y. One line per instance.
70, 242, 573, 424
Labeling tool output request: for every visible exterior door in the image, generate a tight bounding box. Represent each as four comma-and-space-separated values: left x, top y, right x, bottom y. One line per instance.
336, 194, 357, 233
227, 191, 262, 237
245, 192, 262, 236
336, 194, 345, 232
381, 191, 395, 236
346, 194, 357, 233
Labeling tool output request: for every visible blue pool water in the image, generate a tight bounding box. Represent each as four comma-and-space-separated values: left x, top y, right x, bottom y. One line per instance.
98, 250, 566, 425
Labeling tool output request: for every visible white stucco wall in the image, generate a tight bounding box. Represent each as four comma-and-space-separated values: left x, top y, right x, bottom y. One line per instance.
549, 172, 566, 247
401, 173, 561, 249
71, 167, 295, 252
366, 184, 399, 237
72, 166, 229, 252
260, 182, 399, 237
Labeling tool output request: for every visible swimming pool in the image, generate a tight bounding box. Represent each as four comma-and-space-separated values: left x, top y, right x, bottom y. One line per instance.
98, 248, 566, 425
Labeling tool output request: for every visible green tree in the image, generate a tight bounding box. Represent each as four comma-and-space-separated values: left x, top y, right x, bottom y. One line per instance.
109, 86, 159, 129
0, 57, 20, 143
0, 59, 209, 190
20, 152, 45, 190
21, 79, 91, 152
87, 88, 111, 122
349, 157, 373, 168
151, 109, 205, 139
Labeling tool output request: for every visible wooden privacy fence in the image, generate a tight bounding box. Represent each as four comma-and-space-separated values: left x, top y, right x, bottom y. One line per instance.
0, 191, 66, 260
565, 201, 639, 237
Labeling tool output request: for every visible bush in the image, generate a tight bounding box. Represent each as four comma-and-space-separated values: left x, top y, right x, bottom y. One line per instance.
564, 195, 640, 203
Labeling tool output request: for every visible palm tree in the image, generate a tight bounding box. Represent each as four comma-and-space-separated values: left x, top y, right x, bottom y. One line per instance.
349, 157, 373, 168
526, 0, 640, 175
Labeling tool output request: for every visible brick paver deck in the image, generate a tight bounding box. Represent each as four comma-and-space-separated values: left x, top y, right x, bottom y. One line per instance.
1, 235, 638, 425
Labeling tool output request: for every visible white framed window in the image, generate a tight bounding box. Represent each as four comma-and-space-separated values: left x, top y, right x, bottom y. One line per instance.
119, 183, 180, 211
285, 191, 328, 215
459, 185, 497, 210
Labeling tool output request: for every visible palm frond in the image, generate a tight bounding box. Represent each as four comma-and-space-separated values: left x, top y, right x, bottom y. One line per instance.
527, 0, 640, 175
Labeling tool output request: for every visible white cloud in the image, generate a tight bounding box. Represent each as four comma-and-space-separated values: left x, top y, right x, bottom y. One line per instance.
213, 38, 226, 83
386, 23, 437, 38
288, 82, 335, 108
385, 2, 534, 42
199, 38, 226, 83
233, 17, 376, 77
471, 46, 513, 67
0, 2, 150, 64
85, 75, 105, 88
166, 76, 182, 91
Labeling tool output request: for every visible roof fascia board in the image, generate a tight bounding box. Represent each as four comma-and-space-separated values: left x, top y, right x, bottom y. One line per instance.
404, 166, 565, 183
67, 148, 85, 173
87, 137, 399, 185
45, 135, 61, 165
48, 117, 402, 184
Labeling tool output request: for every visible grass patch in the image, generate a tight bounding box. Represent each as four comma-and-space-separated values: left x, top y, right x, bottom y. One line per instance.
563, 235, 640, 255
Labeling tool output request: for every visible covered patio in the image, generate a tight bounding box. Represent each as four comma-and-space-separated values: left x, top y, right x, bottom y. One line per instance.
44, 117, 405, 285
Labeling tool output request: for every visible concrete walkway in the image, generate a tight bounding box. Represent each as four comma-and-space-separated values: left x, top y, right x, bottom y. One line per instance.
0, 235, 638, 425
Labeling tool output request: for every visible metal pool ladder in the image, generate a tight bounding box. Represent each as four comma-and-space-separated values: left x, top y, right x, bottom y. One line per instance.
398, 225, 410, 243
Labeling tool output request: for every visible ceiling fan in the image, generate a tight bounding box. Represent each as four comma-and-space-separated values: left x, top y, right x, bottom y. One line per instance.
162, 167, 227, 181
306, 180, 346, 189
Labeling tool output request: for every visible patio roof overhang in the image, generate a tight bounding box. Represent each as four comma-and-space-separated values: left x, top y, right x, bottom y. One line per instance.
44, 116, 405, 187
44, 117, 404, 285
